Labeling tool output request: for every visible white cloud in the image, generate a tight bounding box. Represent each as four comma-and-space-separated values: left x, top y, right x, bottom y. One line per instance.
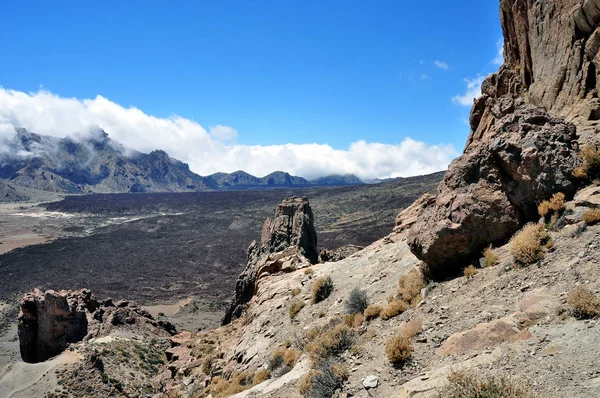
451, 75, 485, 106
209, 124, 238, 142
420, 74, 430, 80
492, 39, 504, 66
0, 88, 459, 181
434, 60, 449, 70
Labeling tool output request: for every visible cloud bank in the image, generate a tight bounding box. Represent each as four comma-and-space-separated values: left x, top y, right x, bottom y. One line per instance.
0, 88, 458, 181
452, 75, 485, 107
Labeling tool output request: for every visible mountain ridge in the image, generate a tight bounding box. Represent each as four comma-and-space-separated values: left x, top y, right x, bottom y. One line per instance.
0, 128, 381, 198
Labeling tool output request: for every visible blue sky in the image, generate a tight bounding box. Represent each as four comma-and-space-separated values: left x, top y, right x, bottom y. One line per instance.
0, 1, 503, 179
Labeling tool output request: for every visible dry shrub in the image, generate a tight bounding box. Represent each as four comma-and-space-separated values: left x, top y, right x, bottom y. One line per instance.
304, 268, 314, 275
345, 288, 369, 314
298, 361, 347, 398
574, 144, 600, 179
269, 347, 300, 376
343, 314, 354, 327
317, 310, 326, 318
537, 192, 565, 218
509, 223, 547, 265
582, 208, 600, 225
482, 245, 499, 267
252, 369, 270, 385
400, 318, 422, 338
567, 286, 600, 319
200, 354, 215, 375
353, 313, 365, 328
291, 287, 301, 297
436, 371, 535, 398
380, 299, 408, 320
385, 335, 412, 365
463, 265, 478, 278
363, 304, 383, 321
311, 276, 334, 304
307, 324, 355, 362
398, 269, 426, 306
289, 300, 305, 320
208, 371, 254, 397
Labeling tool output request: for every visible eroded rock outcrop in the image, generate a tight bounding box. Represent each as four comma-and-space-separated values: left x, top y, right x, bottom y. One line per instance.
397, 0, 600, 278
222, 197, 318, 325
18, 288, 176, 363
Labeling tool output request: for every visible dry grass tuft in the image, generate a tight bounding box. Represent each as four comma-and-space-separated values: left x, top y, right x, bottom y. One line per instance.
400, 318, 422, 338
582, 208, 600, 225
289, 300, 305, 320
436, 371, 535, 398
398, 269, 426, 306
353, 313, 365, 328
385, 335, 412, 365
304, 268, 314, 275
509, 223, 547, 265
537, 192, 566, 218
364, 304, 383, 321
298, 362, 348, 397
482, 245, 499, 267
567, 286, 600, 319
574, 144, 600, 179
307, 324, 355, 362
463, 265, 478, 278
252, 369, 270, 385
311, 276, 334, 304
291, 287, 301, 297
380, 299, 408, 320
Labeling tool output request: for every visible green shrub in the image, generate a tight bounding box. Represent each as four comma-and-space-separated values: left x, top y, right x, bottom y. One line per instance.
345, 288, 369, 314
311, 276, 334, 304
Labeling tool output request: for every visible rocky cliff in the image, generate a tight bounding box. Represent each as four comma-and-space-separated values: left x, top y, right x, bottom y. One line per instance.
398, 0, 600, 279
222, 197, 318, 325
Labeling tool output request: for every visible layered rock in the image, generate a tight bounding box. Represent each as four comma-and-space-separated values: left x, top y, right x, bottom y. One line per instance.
222, 197, 318, 325
18, 288, 175, 363
397, 0, 600, 278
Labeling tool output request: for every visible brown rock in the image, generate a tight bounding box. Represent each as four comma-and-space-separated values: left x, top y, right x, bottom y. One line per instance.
406, 106, 578, 279
18, 288, 176, 363
222, 197, 318, 325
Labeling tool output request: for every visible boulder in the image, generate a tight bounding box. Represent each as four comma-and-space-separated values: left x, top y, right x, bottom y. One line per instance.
18, 288, 176, 363
406, 106, 578, 279
222, 197, 318, 325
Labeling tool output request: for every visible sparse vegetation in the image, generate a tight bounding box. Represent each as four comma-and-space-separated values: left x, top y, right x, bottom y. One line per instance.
400, 318, 422, 338
289, 300, 306, 320
582, 208, 600, 225
307, 324, 355, 362
398, 268, 426, 306
380, 299, 408, 320
269, 347, 300, 376
363, 304, 383, 321
573, 144, 600, 180
385, 335, 412, 365
538, 192, 566, 218
317, 310, 326, 318
304, 268, 314, 275
298, 361, 348, 398
567, 286, 600, 319
463, 265, 478, 278
509, 223, 548, 265
291, 287, 301, 297
345, 288, 369, 314
482, 245, 499, 267
311, 276, 334, 304
436, 371, 535, 398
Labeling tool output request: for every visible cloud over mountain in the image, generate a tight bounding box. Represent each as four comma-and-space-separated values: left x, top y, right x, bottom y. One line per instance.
0, 88, 458, 180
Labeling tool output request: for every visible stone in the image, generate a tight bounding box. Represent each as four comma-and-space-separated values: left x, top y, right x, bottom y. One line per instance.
222, 197, 318, 325
18, 288, 176, 363
575, 186, 600, 208
363, 375, 379, 389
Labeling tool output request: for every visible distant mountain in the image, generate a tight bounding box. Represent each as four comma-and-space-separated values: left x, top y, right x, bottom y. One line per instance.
312, 174, 364, 186
1, 129, 216, 194
0, 129, 367, 195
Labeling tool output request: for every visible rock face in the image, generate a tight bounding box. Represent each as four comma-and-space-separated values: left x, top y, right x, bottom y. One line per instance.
18, 289, 176, 363
222, 197, 318, 325
398, 0, 600, 278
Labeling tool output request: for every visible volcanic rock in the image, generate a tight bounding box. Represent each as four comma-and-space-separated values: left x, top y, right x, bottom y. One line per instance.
18, 288, 175, 363
222, 197, 318, 325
